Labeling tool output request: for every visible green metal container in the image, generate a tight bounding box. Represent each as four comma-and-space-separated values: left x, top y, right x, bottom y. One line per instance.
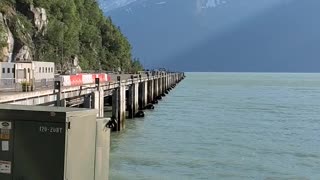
0, 105, 97, 180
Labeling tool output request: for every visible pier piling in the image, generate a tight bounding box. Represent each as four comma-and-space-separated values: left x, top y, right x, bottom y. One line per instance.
147, 76, 154, 103
128, 79, 139, 118
154, 78, 159, 100
139, 80, 148, 110
92, 88, 104, 118
112, 77, 126, 131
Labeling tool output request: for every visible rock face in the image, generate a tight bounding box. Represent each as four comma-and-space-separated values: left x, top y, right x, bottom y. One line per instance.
0, 12, 14, 62
30, 5, 48, 36
72, 56, 82, 73
14, 45, 32, 62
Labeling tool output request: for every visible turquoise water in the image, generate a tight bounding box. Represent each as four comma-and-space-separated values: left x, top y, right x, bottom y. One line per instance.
110, 73, 320, 179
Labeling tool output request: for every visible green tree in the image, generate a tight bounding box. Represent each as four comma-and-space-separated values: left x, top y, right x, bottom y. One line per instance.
131, 58, 143, 73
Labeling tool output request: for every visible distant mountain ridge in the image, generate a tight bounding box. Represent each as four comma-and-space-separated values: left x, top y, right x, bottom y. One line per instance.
100, 0, 228, 12
99, 0, 138, 12
101, 0, 320, 72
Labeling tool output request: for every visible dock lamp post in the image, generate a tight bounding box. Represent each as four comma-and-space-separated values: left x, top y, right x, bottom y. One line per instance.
95, 78, 100, 90
54, 80, 63, 106
54, 80, 61, 93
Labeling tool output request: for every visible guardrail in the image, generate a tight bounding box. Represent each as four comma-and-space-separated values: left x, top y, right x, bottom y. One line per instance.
34, 79, 55, 91
0, 79, 20, 91
0, 78, 55, 92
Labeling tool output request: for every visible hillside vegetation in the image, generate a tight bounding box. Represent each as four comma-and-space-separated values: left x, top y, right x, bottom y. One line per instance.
0, 0, 142, 72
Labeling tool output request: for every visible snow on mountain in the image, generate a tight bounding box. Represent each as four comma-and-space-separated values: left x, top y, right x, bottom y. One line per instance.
204, 0, 227, 8
155, 1, 167, 5
195, 0, 228, 13
99, 0, 139, 12
99, 0, 227, 12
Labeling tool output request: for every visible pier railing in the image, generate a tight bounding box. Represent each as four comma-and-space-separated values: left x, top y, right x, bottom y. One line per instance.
0, 78, 19, 91
0, 78, 55, 92
33, 79, 55, 90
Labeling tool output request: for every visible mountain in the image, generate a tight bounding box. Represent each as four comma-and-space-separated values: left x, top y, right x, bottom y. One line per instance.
99, 0, 139, 12
0, 0, 142, 72
102, 0, 320, 72
100, 0, 227, 12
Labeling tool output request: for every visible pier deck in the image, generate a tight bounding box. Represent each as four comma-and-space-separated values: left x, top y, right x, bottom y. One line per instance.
0, 72, 185, 131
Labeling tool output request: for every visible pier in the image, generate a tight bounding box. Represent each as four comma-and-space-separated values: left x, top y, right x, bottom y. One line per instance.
0, 71, 185, 180
0, 71, 185, 131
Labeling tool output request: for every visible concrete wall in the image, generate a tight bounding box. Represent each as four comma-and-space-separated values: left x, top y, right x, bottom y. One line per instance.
15, 62, 32, 82
0, 62, 15, 79
32, 61, 55, 80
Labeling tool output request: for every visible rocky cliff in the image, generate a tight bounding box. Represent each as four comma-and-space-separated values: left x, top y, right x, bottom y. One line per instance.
0, 0, 142, 72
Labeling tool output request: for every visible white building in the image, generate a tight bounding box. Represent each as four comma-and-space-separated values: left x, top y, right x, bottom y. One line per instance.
0, 61, 55, 83
32, 61, 55, 81
0, 62, 15, 79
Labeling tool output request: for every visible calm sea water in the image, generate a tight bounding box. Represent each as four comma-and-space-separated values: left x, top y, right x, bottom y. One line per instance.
110, 73, 320, 180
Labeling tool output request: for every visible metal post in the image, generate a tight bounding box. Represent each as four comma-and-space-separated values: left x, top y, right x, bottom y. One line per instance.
95, 77, 100, 90
54, 81, 64, 107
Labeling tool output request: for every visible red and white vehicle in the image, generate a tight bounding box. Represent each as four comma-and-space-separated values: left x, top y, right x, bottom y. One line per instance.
58, 73, 111, 87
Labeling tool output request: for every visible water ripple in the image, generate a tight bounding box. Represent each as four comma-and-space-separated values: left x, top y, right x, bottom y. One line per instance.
110, 73, 320, 179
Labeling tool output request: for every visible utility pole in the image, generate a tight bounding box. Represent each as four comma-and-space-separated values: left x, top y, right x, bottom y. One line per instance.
61, 22, 64, 69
